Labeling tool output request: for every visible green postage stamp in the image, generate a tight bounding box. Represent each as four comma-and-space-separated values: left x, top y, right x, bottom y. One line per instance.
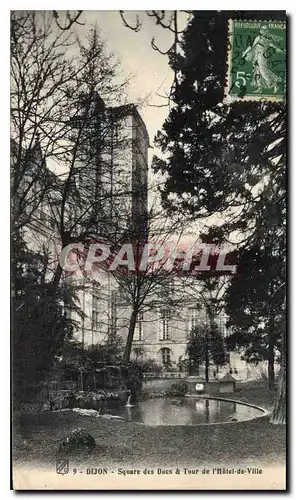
226, 19, 286, 101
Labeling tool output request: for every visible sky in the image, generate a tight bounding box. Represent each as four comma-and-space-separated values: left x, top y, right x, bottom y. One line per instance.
71, 10, 190, 163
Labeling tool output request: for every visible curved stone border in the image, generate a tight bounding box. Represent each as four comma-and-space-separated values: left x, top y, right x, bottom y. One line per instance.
184, 393, 270, 425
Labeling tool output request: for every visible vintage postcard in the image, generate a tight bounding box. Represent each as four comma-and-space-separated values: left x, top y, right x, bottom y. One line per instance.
11, 10, 287, 491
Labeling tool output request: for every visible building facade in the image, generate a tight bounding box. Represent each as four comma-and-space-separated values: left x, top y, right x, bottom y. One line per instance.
70, 99, 150, 347
13, 100, 274, 381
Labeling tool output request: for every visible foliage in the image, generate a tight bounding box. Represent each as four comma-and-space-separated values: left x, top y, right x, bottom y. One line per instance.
60, 334, 124, 372
152, 10, 286, 417
61, 390, 125, 410
210, 327, 227, 367
12, 231, 75, 403
153, 11, 285, 228
167, 382, 188, 397
87, 336, 124, 366
58, 427, 96, 456
138, 358, 163, 373
63, 392, 77, 409
11, 12, 130, 403
122, 361, 144, 402
225, 245, 284, 363
186, 323, 226, 377
56, 349, 144, 402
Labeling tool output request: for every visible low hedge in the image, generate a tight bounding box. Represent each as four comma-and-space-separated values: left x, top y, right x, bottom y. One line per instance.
166, 382, 188, 397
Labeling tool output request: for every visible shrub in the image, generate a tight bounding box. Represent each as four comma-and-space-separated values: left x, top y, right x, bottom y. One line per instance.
58, 428, 95, 455
122, 361, 144, 402
60, 390, 126, 410
167, 382, 188, 397
139, 359, 163, 373
63, 392, 76, 409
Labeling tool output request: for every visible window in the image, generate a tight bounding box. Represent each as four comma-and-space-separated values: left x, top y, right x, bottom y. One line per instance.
92, 296, 100, 330
93, 295, 99, 309
217, 313, 229, 337
92, 310, 100, 330
160, 348, 171, 366
189, 307, 200, 330
160, 310, 170, 340
134, 311, 144, 341
110, 289, 117, 335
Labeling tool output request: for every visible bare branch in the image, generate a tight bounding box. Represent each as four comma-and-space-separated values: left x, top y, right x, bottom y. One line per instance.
119, 11, 142, 32
53, 10, 84, 31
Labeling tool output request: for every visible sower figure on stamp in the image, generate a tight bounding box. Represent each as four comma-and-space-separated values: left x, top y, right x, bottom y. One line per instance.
241, 25, 284, 94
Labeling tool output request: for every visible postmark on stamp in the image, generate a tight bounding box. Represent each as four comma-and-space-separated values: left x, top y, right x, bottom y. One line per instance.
226, 19, 286, 102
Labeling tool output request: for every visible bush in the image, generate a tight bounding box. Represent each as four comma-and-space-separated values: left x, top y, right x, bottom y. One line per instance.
52, 362, 144, 405
139, 359, 163, 373
163, 362, 178, 373
61, 390, 123, 410
58, 427, 95, 456
167, 382, 188, 397
63, 392, 76, 409
122, 361, 144, 402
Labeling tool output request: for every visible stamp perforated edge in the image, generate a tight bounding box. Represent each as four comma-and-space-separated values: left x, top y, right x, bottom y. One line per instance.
224, 18, 286, 104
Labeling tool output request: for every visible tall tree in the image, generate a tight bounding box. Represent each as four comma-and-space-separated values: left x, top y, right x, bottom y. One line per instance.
186, 323, 226, 380
11, 11, 131, 289
106, 203, 188, 362
12, 230, 75, 404
151, 11, 286, 422
225, 245, 285, 389
10, 12, 134, 398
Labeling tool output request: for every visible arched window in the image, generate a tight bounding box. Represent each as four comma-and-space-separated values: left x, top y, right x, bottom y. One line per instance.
159, 348, 171, 366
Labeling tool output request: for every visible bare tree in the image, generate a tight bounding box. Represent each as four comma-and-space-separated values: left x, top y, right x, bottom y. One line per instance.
182, 274, 229, 381
101, 195, 189, 361
11, 11, 81, 230
11, 11, 133, 290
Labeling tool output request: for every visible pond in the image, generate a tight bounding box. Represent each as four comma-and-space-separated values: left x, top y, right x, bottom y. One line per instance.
109, 398, 264, 426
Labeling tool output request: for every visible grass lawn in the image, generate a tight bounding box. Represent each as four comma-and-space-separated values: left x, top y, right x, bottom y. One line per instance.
12, 381, 286, 469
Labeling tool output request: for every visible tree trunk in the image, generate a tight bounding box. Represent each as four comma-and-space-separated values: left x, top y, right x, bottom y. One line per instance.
204, 399, 210, 423
270, 365, 286, 424
267, 318, 276, 389
190, 356, 200, 376
52, 262, 63, 287
123, 309, 138, 362
204, 320, 212, 383
270, 317, 286, 425
79, 371, 84, 391
188, 359, 193, 376
267, 339, 275, 389
205, 342, 209, 383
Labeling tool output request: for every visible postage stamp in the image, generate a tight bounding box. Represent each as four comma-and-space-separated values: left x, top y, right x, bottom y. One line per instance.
226, 20, 286, 102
